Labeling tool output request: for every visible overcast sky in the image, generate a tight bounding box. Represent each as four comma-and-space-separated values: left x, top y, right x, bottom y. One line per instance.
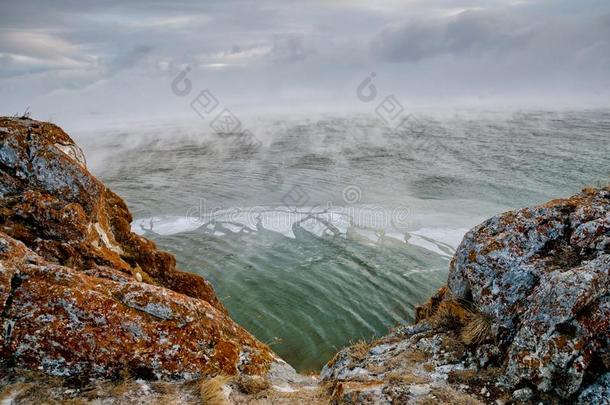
1, 0, 609, 128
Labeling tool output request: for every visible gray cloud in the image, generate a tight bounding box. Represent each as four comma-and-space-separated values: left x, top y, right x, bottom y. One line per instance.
372, 5, 610, 65
268, 34, 313, 64
0, 0, 608, 127
103, 45, 154, 75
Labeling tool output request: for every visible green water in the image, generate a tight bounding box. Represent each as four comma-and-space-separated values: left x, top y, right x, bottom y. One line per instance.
80, 110, 610, 371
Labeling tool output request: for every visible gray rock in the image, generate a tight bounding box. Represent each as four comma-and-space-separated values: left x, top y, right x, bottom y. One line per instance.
448, 187, 610, 399
512, 387, 533, 402
578, 373, 610, 405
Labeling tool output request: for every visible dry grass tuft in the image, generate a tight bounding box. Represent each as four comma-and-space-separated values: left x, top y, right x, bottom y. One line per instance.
420, 387, 484, 405
386, 372, 403, 385
151, 381, 178, 396
429, 300, 473, 329
153, 394, 183, 405
200, 375, 230, 405
325, 351, 342, 369
447, 367, 502, 386
427, 299, 494, 346
327, 338, 371, 368
109, 376, 135, 398
461, 311, 493, 345
235, 375, 271, 395
365, 363, 386, 374
349, 339, 370, 360
415, 286, 448, 322
149, 382, 182, 405
0, 376, 70, 404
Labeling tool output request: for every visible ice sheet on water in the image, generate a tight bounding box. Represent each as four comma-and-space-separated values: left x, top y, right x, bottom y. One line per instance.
130, 207, 468, 257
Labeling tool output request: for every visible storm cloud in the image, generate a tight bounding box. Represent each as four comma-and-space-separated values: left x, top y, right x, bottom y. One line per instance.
0, 0, 608, 127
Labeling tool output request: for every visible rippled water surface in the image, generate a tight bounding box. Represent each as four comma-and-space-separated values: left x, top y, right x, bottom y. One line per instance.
78, 110, 610, 372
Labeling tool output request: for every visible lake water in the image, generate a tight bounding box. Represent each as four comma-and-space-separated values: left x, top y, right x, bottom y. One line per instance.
79, 109, 610, 372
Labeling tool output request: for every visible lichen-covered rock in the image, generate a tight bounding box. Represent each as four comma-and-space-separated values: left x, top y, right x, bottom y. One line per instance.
578, 372, 610, 404
320, 323, 493, 404
0, 117, 222, 306
0, 233, 273, 378
448, 186, 610, 399
321, 186, 609, 404
0, 117, 275, 379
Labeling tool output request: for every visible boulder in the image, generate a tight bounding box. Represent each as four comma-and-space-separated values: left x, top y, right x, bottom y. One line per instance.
448, 186, 610, 399
0, 117, 274, 378
0, 232, 273, 378
0, 117, 221, 306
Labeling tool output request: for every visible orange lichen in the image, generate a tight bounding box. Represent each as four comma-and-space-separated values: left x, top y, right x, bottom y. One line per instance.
0, 117, 274, 380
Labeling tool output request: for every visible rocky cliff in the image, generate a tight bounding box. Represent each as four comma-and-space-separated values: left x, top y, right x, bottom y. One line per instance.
0, 117, 275, 379
0, 117, 608, 404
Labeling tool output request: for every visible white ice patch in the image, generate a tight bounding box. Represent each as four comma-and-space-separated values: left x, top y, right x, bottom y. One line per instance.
401, 227, 469, 257
411, 227, 469, 249
222, 223, 244, 233
132, 216, 199, 235
406, 234, 450, 257
130, 207, 469, 258
135, 379, 152, 394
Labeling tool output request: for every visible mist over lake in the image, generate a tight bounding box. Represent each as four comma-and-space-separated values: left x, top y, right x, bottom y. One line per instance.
78, 110, 610, 371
